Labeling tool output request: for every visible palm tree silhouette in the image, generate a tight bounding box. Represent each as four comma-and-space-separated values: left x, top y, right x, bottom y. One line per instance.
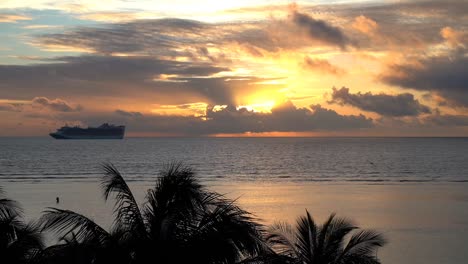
38, 163, 265, 264
0, 186, 43, 264
267, 210, 386, 264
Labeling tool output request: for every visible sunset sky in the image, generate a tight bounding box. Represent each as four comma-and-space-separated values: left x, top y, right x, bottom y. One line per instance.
0, 0, 467, 136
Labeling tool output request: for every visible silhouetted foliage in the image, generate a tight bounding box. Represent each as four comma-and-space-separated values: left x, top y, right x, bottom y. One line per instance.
266, 210, 386, 264
37, 163, 266, 264
1, 165, 387, 264
0, 186, 43, 264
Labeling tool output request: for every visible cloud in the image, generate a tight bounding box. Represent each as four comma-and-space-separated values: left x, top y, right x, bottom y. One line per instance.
204, 101, 374, 133
115, 109, 143, 117
329, 87, 431, 117
77, 11, 162, 22
50, 102, 373, 136
32, 97, 82, 112
268, 101, 373, 131
230, 1, 468, 52
185, 101, 373, 133
33, 18, 212, 57
352, 15, 378, 35
22, 24, 63, 29
380, 51, 468, 107
299, 0, 468, 51
0, 97, 80, 113
0, 103, 22, 112
32, 9, 357, 59
424, 112, 468, 126
440, 27, 467, 48
290, 10, 350, 49
0, 13, 31, 23
7, 1, 468, 54
30, 1, 464, 58
302, 57, 345, 76
0, 54, 285, 108
0, 55, 232, 103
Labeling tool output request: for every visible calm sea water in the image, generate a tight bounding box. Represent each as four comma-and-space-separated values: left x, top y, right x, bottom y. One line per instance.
1, 137, 468, 183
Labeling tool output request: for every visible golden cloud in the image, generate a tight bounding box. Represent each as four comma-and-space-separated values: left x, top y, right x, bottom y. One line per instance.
440, 26, 466, 48
0, 14, 32, 23
352, 15, 378, 35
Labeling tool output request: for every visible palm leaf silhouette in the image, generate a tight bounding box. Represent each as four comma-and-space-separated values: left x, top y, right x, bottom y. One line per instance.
267, 210, 386, 264
0, 186, 43, 264
37, 162, 267, 264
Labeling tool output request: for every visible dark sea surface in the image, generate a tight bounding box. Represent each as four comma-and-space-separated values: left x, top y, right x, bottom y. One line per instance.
1, 137, 468, 183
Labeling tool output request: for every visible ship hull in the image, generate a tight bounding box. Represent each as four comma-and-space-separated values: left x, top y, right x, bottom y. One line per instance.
49, 133, 124, 139
49, 124, 125, 139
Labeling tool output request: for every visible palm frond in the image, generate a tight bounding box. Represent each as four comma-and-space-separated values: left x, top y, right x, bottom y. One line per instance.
341, 229, 386, 257
340, 253, 381, 264
266, 221, 297, 257
0, 208, 24, 247
294, 210, 317, 263
101, 163, 145, 235
35, 241, 96, 264
268, 211, 385, 264
186, 198, 266, 263
0, 198, 23, 220
7, 223, 44, 261
316, 212, 336, 260
143, 162, 205, 239
39, 208, 110, 244
237, 253, 296, 264
321, 215, 357, 260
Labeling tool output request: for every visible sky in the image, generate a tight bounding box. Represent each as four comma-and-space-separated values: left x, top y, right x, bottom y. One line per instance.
0, 0, 467, 137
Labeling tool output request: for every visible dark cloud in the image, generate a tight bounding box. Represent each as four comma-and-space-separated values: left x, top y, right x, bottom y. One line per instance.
329, 87, 431, 117
227, 1, 468, 52
0, 54, 287, 109
300, 0, 468, 51
0, 55, 245, 105
20, 1, 468, 57
33, 10, 356, 60
115, 109, 143, 117
0, 97, 80, 113
302, 57, 345, 75
153, 76, 284, 105
0, 55, 226, 84
51, 102, 373, 135
197, 47, 231, 63
36, 18, 207, 56
31, 1, 464, 60
380, 52, 468, 107
291, 11, 350, 49
32, 97, 82, 112
0, 103, 22, 112
190, 101, 374, 134
424, 112, 468, 126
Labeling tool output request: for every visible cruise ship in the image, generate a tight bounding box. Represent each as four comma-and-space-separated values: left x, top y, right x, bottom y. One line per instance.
49, 123, 125, 139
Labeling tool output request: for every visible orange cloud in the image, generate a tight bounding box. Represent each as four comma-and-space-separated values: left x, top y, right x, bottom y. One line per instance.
23, 24, 63, 29
440, 27, 466, 48
32, 97, 82, 112
302, 57, 345, 76
0, 14, 32, 23
352, 15, 378, 35
78, 11, 162, 22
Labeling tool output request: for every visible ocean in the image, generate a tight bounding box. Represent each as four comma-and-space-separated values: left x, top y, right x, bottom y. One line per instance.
2, 137, 468, 183
2, 137, 468, 264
